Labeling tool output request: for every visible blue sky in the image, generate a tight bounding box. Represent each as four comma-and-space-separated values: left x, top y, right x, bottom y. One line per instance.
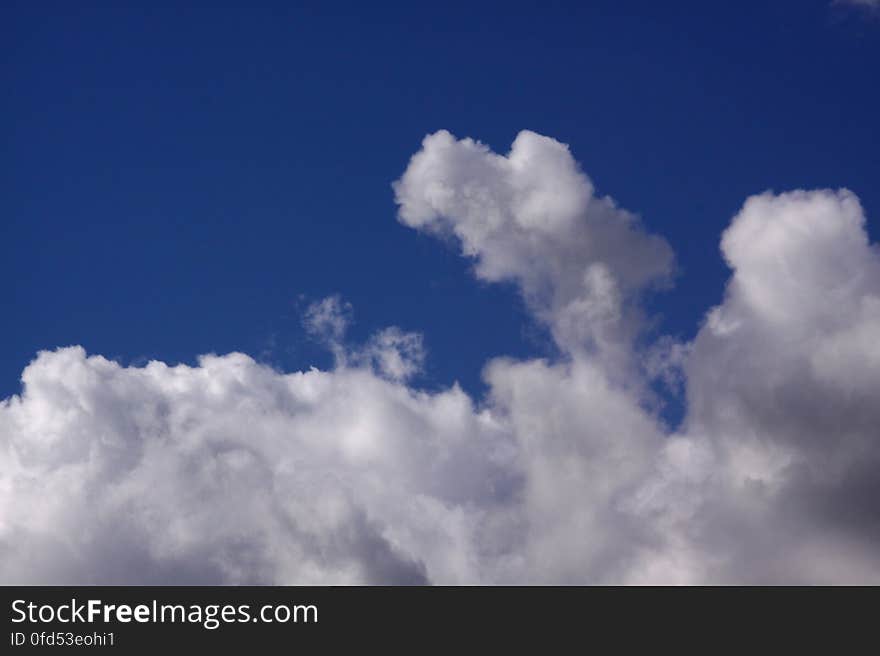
4, 1, 880, 585
3, 1, 878, 401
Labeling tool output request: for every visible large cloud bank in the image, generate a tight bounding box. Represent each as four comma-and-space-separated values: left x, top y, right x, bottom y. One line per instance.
2, 131, 879, 584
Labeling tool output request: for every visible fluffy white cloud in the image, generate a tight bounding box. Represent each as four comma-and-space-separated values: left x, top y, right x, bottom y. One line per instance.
834, 0, 879, 8
664, 189, 880, 583
0, 345, 514, 584
2, 131, 879, 584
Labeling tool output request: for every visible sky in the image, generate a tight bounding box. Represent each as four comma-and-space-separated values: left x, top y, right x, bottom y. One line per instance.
1, 1, 879, 584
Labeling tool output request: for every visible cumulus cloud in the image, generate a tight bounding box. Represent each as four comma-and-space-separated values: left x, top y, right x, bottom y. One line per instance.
2, 130, 879, 584
834, 0, 879, 8
667, 189, 880, 582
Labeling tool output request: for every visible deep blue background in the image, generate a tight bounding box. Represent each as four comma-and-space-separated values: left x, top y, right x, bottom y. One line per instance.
2, 1, 878, 411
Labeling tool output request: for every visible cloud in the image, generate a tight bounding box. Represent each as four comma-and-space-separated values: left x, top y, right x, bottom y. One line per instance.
2, 131, 879, 584
302, 294, 353, 362
666, 189, 880, 582
834, 0, 879, 8
393, 130, 674, 367
0, 346, 513, 584
355, 327, 426, 383
832, 0, 880, 15
301, 296, 426, 383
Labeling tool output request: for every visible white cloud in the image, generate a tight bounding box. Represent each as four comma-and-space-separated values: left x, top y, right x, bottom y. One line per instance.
302, 294, 353, 363
834, 0, 879, 8
2, 131, 879, 584
393, 130, 674, 368
665, 189, 880, 582
0, 346, 513, 584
